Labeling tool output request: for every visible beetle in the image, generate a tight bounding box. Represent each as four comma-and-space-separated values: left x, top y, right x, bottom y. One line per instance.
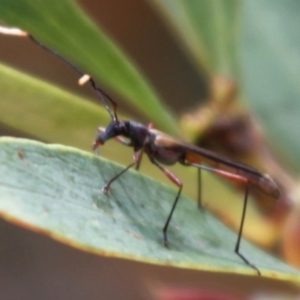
0, 26, 280, 275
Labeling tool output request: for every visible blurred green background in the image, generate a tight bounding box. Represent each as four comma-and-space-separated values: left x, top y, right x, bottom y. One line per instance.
0, 0, 300, 299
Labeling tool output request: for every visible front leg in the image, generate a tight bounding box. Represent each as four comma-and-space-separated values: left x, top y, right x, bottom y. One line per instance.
102, 151, 142, 193
148, 156, 183, 246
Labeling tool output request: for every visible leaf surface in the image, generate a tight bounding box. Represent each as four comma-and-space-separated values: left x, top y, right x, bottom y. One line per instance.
0, 137, 299, 281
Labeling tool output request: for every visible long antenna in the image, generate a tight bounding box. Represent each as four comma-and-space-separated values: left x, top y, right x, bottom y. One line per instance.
0, 26, 118, 122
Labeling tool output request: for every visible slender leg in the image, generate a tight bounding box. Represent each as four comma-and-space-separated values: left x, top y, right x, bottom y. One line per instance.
149, 158, 182, 246
102, 152, 140, 193
114, 136, 131, 146
135, 149, 144, 171
95, 129, 143, 189
102, 161, 136, 193
235, 185, 261, 275
183, 161, 261, 275
135, 122, 152, 171
181, 162, 202, 208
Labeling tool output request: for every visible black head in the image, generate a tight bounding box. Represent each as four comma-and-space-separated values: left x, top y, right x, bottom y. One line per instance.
93, 120, 129, 150
92, 119, 150, 151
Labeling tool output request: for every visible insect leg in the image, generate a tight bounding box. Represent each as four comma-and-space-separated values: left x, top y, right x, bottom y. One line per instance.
102, 161, 136, 193
235, 185, 261, 275
148, 158, 182, 246
134, 149, 144, 171
183, 162, 260, 275
135, 123, 152, 171
181, 162, 202, 208
102, 151, 141, 193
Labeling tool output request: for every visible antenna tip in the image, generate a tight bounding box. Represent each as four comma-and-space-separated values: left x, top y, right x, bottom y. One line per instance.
0, 26, 28, 37
78, 74, 91, 86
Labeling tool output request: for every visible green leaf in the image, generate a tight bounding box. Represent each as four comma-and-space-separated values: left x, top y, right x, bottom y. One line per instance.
0, 63, 109, 150
0, 137, 299, 281
150, 0, 241, 78
242, 0, 300, 171
0, 0, 177, 134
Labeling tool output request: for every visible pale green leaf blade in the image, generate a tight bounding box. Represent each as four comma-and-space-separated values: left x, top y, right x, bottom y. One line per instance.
0, 63, 109, 150
0, 137, 299, 281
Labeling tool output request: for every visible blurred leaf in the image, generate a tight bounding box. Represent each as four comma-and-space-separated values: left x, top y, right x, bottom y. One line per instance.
0, 0, 177, 134
0, 137, 299, 281
0, 63, 109, 150
150, 0, 241, 78
241, 0, 300, 172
